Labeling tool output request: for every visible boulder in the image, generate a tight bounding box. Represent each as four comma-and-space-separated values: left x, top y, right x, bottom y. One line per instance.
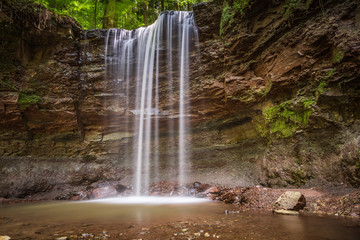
273, 191, 306, 211
204, 186, 219, 194
89, 186, 118, 199
0, 237, 11, 240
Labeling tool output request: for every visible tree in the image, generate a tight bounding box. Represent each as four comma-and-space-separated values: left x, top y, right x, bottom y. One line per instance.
103, 0, 117, 28
33, 0, 204, 30
94, 0, 98, 29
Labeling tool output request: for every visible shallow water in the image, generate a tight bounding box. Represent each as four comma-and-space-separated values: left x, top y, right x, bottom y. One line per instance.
0, 198, 359, 239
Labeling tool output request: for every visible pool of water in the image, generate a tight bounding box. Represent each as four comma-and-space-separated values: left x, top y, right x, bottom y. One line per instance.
0, 197, 359, 239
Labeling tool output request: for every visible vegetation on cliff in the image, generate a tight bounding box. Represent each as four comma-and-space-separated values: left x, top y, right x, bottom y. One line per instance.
32, 0, 205, 29
17, 91, 41, 110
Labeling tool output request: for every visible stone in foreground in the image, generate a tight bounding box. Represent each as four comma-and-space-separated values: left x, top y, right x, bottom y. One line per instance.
273, 209, 299, 215
273, 191, 306, 211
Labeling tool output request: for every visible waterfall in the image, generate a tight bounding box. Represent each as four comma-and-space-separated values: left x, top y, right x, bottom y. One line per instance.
104, 11, 198, 195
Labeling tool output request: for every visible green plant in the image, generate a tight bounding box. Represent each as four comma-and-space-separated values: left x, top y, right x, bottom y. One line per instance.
283, 0, 298, 19
333, 48, 344, 63
220, 1, 233, 36
17, 90, 41, 110
220, 0, 250, 36
259, 97, 315, 138
327, 68, 336, 77
316, 81, 327, 96
233, 0, 249, 14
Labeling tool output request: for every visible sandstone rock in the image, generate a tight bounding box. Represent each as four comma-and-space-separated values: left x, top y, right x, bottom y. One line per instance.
204, 186, 219, 194
196, 184, 211, 192
89, 186, 118, 199
273, 209, 299, 215
274, 191, 306, 211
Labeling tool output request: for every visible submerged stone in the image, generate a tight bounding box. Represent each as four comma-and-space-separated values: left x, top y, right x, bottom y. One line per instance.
273, 209, 299, 215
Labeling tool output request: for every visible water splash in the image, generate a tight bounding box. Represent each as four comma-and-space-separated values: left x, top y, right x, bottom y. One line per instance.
105, 11, 198, 195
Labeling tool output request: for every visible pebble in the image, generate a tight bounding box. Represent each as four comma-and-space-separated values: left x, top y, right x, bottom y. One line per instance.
204, 232, 210, 237
0, 236, 11, 240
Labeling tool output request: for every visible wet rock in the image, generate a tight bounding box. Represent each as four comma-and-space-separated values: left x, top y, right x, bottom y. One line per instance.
193, 181, 202, 188
204, 186, 219, 194
196, 184, 211, 192
0, 236, 11, 240
273, 209, 299, 215
55, 237, 68, 240
273, 191, 306, 211
115, 184, 128, 193
89, 186, 118, 199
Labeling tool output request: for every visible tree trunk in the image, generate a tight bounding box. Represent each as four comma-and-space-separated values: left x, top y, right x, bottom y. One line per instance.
144, 1, 149, 27
161, 0, 164, 12
103, 0, 117, 29
94, 0, 97, 29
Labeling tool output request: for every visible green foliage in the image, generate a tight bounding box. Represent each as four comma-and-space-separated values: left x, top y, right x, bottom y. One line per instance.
316, 81, 327, 95
34, 0, 103, 29
17, 90, 41, 110
220, 0, 250, 36
260, 97, 315, 138
315, 68, 336, 97
33, 0, 203, 30
327, 68, 336, 77
220, 1, 233, 36
333, 48, 344, 63
283, 0, 298, 19
233, 0, 249, 14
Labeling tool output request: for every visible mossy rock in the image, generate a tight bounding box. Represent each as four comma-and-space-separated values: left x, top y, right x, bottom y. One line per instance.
256, 97, 315, 139
17, 91, 41, 110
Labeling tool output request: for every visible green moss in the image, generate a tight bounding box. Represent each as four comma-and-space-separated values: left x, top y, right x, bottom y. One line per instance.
290, 169, 307, 187
283, 0, 298, 19
0, 79, 16, 90
327, 68, 336, 78
315, 68, 336, 97
233, 0, 250, 14
259, 97, 315, 138
17, 90, 41, 110
220, 1, 233, 36
316, 81, 327, 97
220, 0, 250, 36
333, 48, 344, 63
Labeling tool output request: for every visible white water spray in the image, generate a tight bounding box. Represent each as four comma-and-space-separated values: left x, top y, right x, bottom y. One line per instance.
104, 11, 198, 195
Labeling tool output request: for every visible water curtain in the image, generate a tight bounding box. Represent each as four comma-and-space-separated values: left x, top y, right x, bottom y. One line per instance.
105, 11, 198, 195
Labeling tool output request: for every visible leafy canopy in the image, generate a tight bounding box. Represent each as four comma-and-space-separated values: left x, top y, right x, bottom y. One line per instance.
34, 0, 204, 30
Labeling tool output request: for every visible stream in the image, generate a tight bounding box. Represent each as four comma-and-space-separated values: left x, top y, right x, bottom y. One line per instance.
1, 197, 359, 239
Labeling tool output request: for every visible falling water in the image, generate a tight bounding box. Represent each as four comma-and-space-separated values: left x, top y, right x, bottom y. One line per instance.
104, 11, 198, 195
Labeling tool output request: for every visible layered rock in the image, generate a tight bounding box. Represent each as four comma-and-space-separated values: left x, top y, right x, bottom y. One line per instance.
0, 0, 359, 198
191, 0, 360, 188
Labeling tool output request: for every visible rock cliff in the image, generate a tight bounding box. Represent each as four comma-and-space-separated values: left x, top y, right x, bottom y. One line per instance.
0, 0, 359, 198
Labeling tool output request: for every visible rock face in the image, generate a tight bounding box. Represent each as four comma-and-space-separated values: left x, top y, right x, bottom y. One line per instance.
0, 0, 360, 198
89, 186, 118, 199
273, 191, 306, 211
